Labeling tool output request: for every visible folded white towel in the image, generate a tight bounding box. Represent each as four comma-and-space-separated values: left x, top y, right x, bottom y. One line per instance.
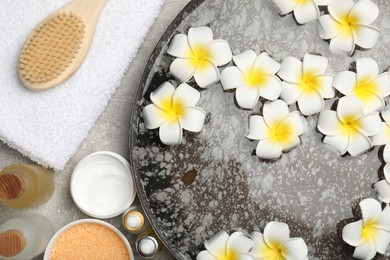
0, 0, 164, 170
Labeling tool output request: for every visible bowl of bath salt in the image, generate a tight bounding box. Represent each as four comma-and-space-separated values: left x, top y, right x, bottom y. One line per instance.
44, 219, 134, 260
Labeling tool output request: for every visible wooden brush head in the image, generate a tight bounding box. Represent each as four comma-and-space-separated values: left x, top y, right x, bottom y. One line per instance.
19, 12, 85, 90
0, 173, 25, 200
0, 230, 25, 257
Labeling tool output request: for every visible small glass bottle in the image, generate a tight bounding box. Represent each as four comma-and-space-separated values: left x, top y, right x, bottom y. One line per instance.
0, 215, 55, 259
122, 205, 149, 233
135, 228, 162, 258
0, 164, 54, 208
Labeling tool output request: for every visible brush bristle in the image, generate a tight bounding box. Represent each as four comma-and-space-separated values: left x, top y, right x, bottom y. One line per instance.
19, 12, 85, 84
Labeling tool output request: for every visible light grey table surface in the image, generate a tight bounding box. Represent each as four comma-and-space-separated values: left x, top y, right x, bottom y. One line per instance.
0, 0, 190, 259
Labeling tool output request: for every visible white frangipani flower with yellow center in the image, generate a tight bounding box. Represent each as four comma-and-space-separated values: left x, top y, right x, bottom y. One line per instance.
167, 26, 232, 88
247, 100, 305, 160
318, 0, 380, 55
317, 96, 381, 156
342, 198, 390, 260
333, 58, 390, 114
278, 53, 335, 116
272, 0, 335, 24
141, 82, 206, 145
196, 230, 255, 260
220, 50, 282, 109
372, 110, 390, 203
250, 222, 308, 260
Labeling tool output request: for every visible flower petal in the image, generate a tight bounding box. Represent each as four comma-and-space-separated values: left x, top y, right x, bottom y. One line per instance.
354, 113, 381, 137
371, 228, 390, 254
281, 134, 301, 152
384, 145, 390, 163
356, 58, 379, 84
297, 90, 324, 116
250, 232, 272, 258
360, 92, 385, 114
382, 110, 390, 126
318, 110, 343, 136
385, 163, 390, 183
360, 198, 382, 226
258, 75, 282, 101
204, 230, 229, 258
303, 53, 328, 76
318, 14, 341, 39
188, 27, 213, 49
227, 231, 254, 254
193, 61, 220, 88
271, 0, 297, 15
220, 66, 246, 90
283, 111, 305, 136
314, 74, 335, 99
205, 40, 232, 66
142, 104, 170, 129
372, 122, 390, 145
350, 0, 379, 25
373, 204, 390, 229
337, 96, 363, 123
280, 82, 302, 105
174, 83, 200, 107
196, 250, 218, 260
342, 220, 364, 247
179, 106, 206, 132
354, 25, 381, 49
348, 131, 373, 156
323, 134, 349, 155
278, 56, 303, 84
293, 1, 320, 24
233, 50, 257, 74
253, 53, 281, 75
170, 58, 197, 82
236, 86, 260, 109
329, 32, 355, 56
333, 71, 357, 96
374, 180, 390, 204
167, 34, 191, 59
263, 100, 290, 126
256, 139, 283, 160
150, 82, 175, 112
315, 0, 336, 5
352, 239, 377, 260
237, 254, 256, 260
280, 238, 308, 260
327, 0, 354, 24
263, 222, 290, 250
371, 72, 390, 98
247, 115, 269, 140
159, 120, 182, 145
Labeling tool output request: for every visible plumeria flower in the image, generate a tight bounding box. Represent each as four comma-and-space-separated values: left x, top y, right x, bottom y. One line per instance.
167, 26, 232, 88
342, 198, 390, 260
197, 230, 255, 260
272, 0, 335, 24
247, 100, 305, 160
333, 58, 390, 114
250, 222, 308, 260
220, 50, 282, 109
141, 82, 206, 145
372, 110, 390, 203
278, 53, 335, 116
318, 0, 380, 55
317, 96, 381, 156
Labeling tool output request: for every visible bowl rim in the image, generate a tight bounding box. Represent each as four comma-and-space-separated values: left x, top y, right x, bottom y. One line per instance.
43, 218, 134, 260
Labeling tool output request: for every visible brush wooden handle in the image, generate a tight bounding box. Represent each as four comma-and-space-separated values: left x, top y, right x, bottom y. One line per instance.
0, 230, 25, 257
0, 174, 25, 200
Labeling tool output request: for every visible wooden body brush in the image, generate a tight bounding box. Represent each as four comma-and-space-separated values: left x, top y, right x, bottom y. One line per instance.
19, 0, 108, 90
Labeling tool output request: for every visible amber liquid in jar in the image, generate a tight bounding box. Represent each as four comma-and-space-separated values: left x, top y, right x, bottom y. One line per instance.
0, 164, 54, 208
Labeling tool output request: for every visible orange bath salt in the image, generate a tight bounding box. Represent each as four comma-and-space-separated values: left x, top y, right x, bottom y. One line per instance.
50, 223, 130, 260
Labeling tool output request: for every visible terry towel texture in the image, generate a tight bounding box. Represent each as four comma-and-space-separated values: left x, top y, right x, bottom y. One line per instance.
0, 0, 164, 170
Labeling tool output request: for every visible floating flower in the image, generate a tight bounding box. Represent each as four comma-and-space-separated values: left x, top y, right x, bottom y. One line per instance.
247, 100, 305, 160
278, 53, 335, 116
141, 82, 206, 145
342, 198, 390, 260
220, 50, 282, 109
167, 26, 232, 88
318, 0, 380, 55
272, 0, 335, 24
317, 96, 381, 156
196, 230, 255, 260
250, 222, 308, 260
333, 58, 390, 114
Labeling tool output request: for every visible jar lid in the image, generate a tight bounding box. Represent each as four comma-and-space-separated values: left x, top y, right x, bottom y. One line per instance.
136, 236, 159, 257
124, 210, 145, 231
